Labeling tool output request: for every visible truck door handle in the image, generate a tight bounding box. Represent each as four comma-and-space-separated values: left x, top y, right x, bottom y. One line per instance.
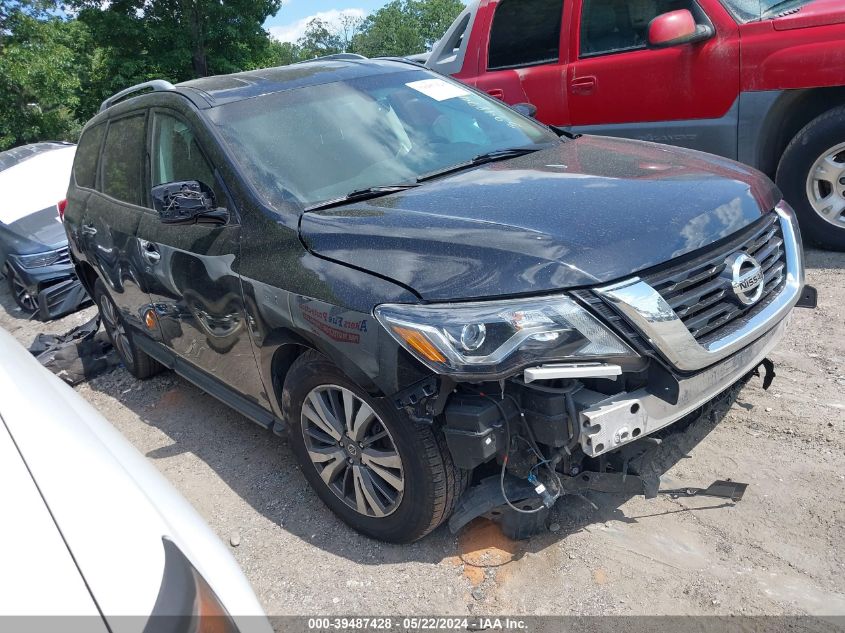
571, 76, 597, 95
487, 88, 505, 100
81, 224, 97, 237
141, 243, 161, 264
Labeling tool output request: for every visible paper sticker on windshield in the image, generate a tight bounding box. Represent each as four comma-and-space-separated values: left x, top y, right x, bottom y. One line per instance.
406, 78, 470, 101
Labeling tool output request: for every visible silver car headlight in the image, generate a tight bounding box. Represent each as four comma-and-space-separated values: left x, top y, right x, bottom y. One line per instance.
375, 294, 634, 378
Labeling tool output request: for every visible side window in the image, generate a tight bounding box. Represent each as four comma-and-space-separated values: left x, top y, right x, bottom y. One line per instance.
101, 114, 146, 205
487, 0, 563, 71
580, 0, 698, 57
73, 124, 105, 189
150, 112, 225, 206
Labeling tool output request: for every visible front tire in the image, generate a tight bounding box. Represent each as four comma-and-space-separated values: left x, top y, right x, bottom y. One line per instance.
283, 350, 468, 543
94, 279, 163, 380
776, 106, 845, 250
5, 263, 38, 314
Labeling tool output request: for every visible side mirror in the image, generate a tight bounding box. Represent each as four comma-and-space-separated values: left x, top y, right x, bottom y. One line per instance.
151, 181, 227, 226
648, 10, 714, 48
513, 102, 538, 119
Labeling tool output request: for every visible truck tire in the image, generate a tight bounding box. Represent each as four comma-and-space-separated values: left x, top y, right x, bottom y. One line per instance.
94, 279, 163, 380
283, 349, 468, 542
776, 106, 845, 250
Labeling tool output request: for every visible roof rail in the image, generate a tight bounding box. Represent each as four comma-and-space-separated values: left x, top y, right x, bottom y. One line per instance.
376, 56, 427, 67
293, 53, 368, 65
99, 80, 176, 112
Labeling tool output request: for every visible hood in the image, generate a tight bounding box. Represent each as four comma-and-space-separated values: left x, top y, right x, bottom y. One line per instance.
772, 0, 845, 30
301, 136, 780, 301
0, 205, 68, 254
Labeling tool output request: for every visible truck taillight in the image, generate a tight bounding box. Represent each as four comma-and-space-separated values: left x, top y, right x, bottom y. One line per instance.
57, 199, 68, 220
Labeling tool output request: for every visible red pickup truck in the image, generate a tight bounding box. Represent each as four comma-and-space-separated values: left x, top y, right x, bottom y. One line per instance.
425, 0, 845, 250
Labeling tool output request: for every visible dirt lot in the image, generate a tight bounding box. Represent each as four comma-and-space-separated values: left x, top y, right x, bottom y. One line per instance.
1, 248, 843, 618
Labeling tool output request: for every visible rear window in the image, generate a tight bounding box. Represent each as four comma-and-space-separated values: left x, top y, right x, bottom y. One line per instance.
101, 115, 146, 206
73, 124, 105, 189
487, 0, 563, 71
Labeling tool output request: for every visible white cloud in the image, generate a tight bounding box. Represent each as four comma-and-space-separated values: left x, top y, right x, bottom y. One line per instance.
268, 8, 367, 43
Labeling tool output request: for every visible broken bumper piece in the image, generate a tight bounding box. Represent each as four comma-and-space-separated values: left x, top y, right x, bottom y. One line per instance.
36, 276, 90, 320
575, 315, 789, 458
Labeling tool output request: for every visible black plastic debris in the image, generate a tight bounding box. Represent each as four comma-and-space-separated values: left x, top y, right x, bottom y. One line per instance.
29, 316, 120, 385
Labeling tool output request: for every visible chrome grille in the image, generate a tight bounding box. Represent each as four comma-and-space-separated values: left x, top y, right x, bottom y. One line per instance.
55, 247, 72, 266
642, 213, 786, 343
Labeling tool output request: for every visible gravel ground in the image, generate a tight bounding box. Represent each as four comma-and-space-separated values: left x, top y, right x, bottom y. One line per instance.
1, 248, 843, 618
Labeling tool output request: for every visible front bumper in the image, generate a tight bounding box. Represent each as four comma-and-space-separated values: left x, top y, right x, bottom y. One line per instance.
36, 276, 89, 320
4, 258, 88, 320
575, 313, 790, 457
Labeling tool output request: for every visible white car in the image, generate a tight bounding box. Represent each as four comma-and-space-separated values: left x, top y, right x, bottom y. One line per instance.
0, 327, 272, 633
0, 142, 88, 318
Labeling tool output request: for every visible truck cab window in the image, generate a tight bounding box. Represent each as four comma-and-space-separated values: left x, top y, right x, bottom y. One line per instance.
487, 0, 564, 71
580, 0, 699, 57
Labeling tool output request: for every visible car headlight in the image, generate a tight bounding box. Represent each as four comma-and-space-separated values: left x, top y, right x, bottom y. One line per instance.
152, 538, 241, 632
13, 248, 64, 269
375, 294, 634, 378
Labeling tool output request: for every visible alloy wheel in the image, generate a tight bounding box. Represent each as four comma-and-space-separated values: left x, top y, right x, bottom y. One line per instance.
99, 294, 134, 365
8, 268, 37, 312
806, 142, 845, 228
301, 385, 404, 518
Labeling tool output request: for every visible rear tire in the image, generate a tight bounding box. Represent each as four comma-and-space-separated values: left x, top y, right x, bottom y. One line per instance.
776, 106, 845, 251
93, 279, 163, 380
283, 350, 468, 543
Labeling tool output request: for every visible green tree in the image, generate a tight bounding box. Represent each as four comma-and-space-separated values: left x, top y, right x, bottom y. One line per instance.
0, 12, 92, 149
353, 0, 463, 58
71, 0, 282, 99
263, 39, 302, 68
411, 0, 464, 50
296, 17, 342, 60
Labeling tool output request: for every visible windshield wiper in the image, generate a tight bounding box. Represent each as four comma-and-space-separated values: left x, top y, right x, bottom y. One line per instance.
305, 146, 548, 210
305, 184, 420, 211
760, 0, 806, 17
417, 146, 547, 183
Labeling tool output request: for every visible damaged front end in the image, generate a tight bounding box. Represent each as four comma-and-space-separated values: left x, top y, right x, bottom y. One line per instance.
383, 204, 813, 538
438, 316, 786, 537
3, 247, 90, 320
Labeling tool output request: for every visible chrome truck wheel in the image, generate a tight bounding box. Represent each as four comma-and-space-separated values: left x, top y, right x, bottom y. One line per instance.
805, 141, 845, 229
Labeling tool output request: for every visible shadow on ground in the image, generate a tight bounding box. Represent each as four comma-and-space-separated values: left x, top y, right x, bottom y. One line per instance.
88, 355, 746, 569
0, 269, 762, 568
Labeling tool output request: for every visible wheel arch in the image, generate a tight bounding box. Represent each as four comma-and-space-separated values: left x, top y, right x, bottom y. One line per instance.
74, 259, 102, 297
262, 329, 386, 420
742, 87, 845, 179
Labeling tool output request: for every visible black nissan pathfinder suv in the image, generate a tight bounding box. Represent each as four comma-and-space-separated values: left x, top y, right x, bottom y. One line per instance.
64, 57, 810, 543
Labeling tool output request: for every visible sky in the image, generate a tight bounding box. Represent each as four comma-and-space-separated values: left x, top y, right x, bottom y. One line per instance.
264, 1, 387, 43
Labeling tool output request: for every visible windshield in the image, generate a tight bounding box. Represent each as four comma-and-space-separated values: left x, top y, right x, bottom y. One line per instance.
208, 69, 558, 210
719, 0, 815, 22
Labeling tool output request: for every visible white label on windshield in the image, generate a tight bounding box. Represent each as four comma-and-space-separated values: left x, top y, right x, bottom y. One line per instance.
406, 78, 470, 101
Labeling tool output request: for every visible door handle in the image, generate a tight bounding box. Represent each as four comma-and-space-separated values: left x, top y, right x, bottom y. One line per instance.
487, 88, 505, 100
571, 76, 597, 95
141, 243, 161, 264
81, 224, 97, 237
